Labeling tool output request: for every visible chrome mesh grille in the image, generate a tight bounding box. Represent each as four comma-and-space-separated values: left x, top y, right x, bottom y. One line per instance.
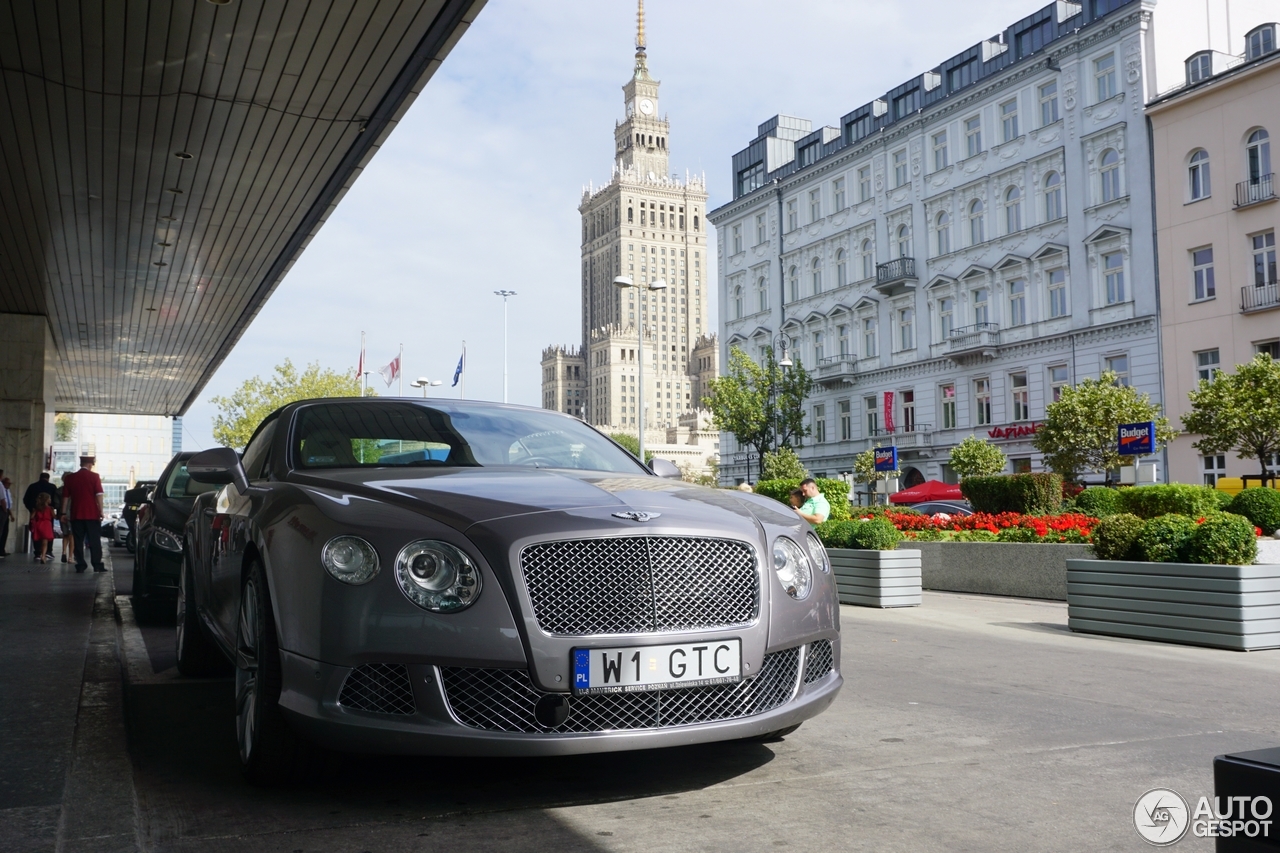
519, 536, 759, 636
440, 647, 801, 734
803, 639, 834, 684
338, 663, 416, 715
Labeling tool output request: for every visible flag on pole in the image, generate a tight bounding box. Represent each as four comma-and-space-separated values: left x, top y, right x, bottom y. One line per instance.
357, 332, 365, 378
378, 354, 401, 387
452, 344, 466, 387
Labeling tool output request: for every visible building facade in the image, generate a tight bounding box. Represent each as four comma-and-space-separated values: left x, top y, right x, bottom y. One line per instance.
52, 413, 176, 506
711, 0, 1164, 487
1148, 22, 1279, 485
540, 5, 719, 471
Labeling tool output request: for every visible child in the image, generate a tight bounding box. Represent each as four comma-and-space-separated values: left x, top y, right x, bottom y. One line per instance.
30, 491, 55, 563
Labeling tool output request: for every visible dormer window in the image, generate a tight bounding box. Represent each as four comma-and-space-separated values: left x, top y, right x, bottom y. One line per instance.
1246, 24, 1277, 60
1186, 51, 1212, 84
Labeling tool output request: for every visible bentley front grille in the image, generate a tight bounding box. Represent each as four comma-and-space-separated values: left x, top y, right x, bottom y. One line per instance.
519, 536, 759, 636
440, 646, 801, 734
803, 639, 835, 684
338, 663, 416, 715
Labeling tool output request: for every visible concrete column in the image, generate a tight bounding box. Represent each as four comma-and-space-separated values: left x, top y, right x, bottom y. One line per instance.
0, 314, 56, 553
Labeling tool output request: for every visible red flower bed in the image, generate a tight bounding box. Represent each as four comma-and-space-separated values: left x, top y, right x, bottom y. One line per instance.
858, 509, 1097, 541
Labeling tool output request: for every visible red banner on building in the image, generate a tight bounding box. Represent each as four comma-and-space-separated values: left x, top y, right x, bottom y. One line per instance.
883, 391, 895, 433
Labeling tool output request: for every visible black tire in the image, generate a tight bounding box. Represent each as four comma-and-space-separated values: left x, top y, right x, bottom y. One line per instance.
175, 554, 230, 677
235, 559, 312, 785
126, 530, 136, 553
741, 723, 802, 743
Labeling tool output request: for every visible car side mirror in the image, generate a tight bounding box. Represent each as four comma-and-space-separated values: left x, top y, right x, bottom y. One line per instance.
187, 447, 250, 495
649, 457, 682, 480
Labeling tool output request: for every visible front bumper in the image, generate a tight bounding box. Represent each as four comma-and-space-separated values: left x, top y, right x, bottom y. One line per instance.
277, 637, 841, 757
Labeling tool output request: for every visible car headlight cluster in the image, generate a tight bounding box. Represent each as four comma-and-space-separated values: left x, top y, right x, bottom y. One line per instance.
395, 540, 481, 613
805, 532, 830, 574
154, 528, 183, 553
772, 536, 813, 600
322, 535, 380, 585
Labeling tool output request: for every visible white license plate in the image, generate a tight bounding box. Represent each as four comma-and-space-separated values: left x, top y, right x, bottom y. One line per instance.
572, 639, 742, 694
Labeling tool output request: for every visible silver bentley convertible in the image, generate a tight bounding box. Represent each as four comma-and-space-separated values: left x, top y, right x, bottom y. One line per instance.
177, 398, 841, 782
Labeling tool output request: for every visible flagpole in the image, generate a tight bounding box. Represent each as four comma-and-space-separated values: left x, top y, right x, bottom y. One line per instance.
460, 341, 466, 399
398, 343, 404, 397
359, 331, 366, 396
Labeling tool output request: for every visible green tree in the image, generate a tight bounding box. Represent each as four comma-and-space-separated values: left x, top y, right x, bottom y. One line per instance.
701, 346, 813, 481
762, 447, 808, 480
54, 413, 76, 442
609, 432, 654, 465
1183, 353, 1280, 480
211, 359, 371, 449
948, 435, 1008, 478
1033, 371, 1175, 480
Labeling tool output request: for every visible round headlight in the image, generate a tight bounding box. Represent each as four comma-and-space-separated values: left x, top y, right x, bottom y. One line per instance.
395, 540, 482, 612
773, 536, 813, 600
806, 532, 830, 574
321, 535, 380, 585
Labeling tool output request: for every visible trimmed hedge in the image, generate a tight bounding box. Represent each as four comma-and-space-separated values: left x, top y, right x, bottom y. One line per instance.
1186, 512, 1258, 566
1091, 513, 1145, 561
814, 518, 902, 550
960, 473, 1063, 514
1074, 487, 1122, 519
1209, 489, 1235, 511
1116, 484, 1221, 520
755, 478, 851, 521
1227, 488, 1280, 535
1134, 514, 1197, 563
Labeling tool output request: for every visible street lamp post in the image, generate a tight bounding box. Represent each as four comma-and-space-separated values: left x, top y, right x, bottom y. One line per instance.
493, 290, 517, 403
770, 334, 793, 455
613, 275, 667, 467
410, 377, 442, 398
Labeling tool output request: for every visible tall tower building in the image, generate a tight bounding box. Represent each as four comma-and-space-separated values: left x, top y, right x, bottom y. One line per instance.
542, 0, 717, 443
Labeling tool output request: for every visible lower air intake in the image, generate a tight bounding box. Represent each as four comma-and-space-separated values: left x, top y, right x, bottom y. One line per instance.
338, 663, 416, 715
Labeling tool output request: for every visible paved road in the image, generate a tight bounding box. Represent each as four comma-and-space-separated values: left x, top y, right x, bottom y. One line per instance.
115, 581, 1280, 852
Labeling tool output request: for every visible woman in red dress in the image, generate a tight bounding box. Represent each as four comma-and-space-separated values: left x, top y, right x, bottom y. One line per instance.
29, 491, 55, 563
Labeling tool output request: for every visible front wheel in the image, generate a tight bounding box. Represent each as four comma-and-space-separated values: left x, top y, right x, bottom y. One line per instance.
235, 559, 312, 785
175, 554, 230, 677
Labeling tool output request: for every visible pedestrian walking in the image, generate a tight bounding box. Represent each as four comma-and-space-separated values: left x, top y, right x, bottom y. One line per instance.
62, 455, 106, 573
23, 472, 59, 514
0, 474, 14, 557
29, 492, 55, 563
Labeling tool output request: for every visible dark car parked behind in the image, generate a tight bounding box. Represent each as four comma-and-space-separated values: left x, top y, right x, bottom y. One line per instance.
133, 452, 219, 621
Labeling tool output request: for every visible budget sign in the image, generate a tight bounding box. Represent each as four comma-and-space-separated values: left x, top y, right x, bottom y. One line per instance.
1118, 421, 1155, 455
873, 446, 898, 472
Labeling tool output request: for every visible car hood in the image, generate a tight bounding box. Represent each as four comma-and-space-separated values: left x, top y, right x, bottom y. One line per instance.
286, 468, 798, 534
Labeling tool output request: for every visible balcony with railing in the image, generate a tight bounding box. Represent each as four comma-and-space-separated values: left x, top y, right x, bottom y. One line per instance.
1242, 280, 1280, 314
874, 257, 918, 296
815, 354, 858, 387
869, 424, 934, 448
946, 323, 1001, 360
1236, 174, 1275, 208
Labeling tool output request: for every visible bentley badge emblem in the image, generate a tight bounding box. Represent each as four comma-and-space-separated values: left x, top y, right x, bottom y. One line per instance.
613, 511, 661, 522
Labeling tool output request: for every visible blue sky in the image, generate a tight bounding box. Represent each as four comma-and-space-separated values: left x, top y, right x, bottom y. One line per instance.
179, 0, 1097, 449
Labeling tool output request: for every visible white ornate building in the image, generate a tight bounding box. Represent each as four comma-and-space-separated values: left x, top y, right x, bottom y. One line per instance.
541, 2, 719, 473
710, 0, 1164, 487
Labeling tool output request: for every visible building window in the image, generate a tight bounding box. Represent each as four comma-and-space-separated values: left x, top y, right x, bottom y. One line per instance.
810, 188, 822, 222
1004, 186, 1022, 233
858, 166, 872, 202
733, 285, 743, 319
1011, 373, 1029, 421
838, 324, 850, 356
973, 287, 990, 324
755, 213, 767, 244
839, 400, 852, 441
1246, 24, 1277, 60
1039, 81, 1059, 125
898, 307, 915, 350
788, 266, 799, 302
1203, 454, 1227, 486
786, 199, 798, 232
1000, 99, 1019, 142
948, 59, 978, 92
1196, 349, 1220, 383
1192, 247, 1215, 300
863, 317, 878, 358
1106, 354, 1130, 386
737, 162, 765, 196
861, 239, 874, 279
1095, 54, 1117, 101
757, 276, 769, 312
1049, 365, 1069, 402
901, 390, 916, 431
732, 224, 742, 254
811, 257, 823, 295
1044, 171, 1064, 220
939, 297, 955, 338
833, 177, 846, 211
936, 211, 951, 255
1009, 279, 1027, 325
846, 114, 873, 143
893, 149, 908, 187
865, 396, 879, 435
1047, 268, 1068, 318
1100, 149, 1121, 202
893, 88, 920, 120
813, 404, 827, 443
940, 383, 957, 429
1254, 232, 1276, 285
835, 249, 847, 287
1258, 340, 1280, 360
1186, 52, 1212, 85
975, 378, 992, 426
896, 224, 911, 258
969, 199, 985, 244
1188, 149, 1211, 200
1104, 251, 1125, 304
965, 116, 982, 157
933, 131, 949, 171
1247, 129, 1272, 184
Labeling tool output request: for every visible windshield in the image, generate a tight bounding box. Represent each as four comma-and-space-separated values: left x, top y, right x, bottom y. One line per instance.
164, 462, 222, 500
291, 402, 648, 474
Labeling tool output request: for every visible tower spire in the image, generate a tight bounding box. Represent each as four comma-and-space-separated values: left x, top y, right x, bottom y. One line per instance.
634, 0, 649, 77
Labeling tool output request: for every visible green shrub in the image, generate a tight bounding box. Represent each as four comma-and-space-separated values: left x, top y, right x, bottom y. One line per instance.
952, 529, 999, 542
996, 524, 1043, 543
907, 527, 947, 541
1090, 513, 1145, 560
761, 448, 808, 481
1227, 488, 1280, 535
1186, 512, 1258, 565
960, 473, 1062, 514
815, 520, 857, 549
848, 518, 903, 551
1074, 487, 1121, 519
1134, 514, 1197, 563
1209, 489, 1234, 511
755, 477, 851, 522
1117, 484, 1221, 520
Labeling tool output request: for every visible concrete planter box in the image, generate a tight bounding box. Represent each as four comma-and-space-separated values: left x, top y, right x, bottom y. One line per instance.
1066, 559, 1280, 651
914, 542, 1091, 601
829, 549, 921, 608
